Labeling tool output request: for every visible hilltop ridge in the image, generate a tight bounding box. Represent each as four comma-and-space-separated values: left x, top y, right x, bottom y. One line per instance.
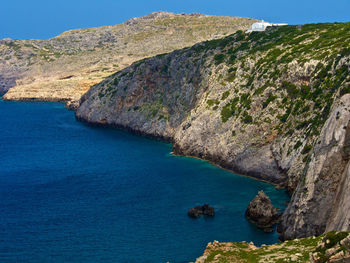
1, 12, 255, 106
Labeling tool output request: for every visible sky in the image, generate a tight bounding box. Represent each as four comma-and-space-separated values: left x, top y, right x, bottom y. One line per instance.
1, 0, 350, 40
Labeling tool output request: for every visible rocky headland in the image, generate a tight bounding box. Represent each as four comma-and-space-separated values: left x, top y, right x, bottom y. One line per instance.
1, 12, 255, 107
75, 22, 350, 241
195, 231, 350, 263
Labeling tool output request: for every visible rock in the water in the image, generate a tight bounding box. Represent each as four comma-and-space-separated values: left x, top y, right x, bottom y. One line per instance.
202, 204, 215, 216
188, 204, 215, 218
245, 191, 279, 229
188, 206, 203, 218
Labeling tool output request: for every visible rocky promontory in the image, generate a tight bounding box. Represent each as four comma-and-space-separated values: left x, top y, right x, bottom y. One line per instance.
1, 12, 255, 105
195, 231, 350, 263
76, 22, 350, 240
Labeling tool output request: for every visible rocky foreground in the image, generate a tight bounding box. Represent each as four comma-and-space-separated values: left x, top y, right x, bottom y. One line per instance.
76, 22, 350, 240
195, 231, 350, 263
1, 12, 255, 107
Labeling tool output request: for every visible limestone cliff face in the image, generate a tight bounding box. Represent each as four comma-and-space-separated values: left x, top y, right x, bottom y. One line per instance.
279, 94, 350, 240
76, 22, 350, 239
1, 12, 255, 104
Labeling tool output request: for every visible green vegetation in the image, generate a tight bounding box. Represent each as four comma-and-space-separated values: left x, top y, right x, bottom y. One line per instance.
214, 54, 225, 65
221, 91, 230, 100
314, 231, 350, 263
301, 144, 312, 154
193, 22, 350, 142
202, 231, 349, 263
262, 94, 277, 108
207, 99, 220, 107
242, 111, 253, 124
294, 141, 303, 150
221, 97, 239, 122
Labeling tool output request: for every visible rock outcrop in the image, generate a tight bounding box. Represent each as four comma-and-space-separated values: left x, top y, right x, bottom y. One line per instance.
188, 204, 215, 218
310, 232, 350, 262
245, 191, 279, 230
279, 94, 350, 240
1, 12, 255, 103
196, 232, 350, 263
75, 22, 350, 239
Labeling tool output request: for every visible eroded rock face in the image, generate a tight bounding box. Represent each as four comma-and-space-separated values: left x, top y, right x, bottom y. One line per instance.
245, 191, 279, 230
310, 232, 350, 262
279, 95, 350, 240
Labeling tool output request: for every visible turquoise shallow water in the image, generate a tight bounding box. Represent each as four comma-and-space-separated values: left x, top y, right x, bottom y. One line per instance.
0, 100, 289, 262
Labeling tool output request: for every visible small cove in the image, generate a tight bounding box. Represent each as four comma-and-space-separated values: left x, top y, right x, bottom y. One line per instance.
0, 100, 289, 262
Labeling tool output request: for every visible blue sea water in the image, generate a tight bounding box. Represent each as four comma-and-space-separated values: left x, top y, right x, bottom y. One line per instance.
0, 99, 289, 262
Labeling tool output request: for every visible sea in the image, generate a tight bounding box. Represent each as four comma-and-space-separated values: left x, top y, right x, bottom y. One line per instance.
0, 99, 289, 262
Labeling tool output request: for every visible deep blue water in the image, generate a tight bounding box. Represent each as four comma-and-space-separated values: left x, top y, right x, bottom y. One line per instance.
0, 100, 289, 262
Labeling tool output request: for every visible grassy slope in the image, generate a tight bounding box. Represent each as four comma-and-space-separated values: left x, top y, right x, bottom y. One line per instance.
199, 231, 350, 263
1, 13, 255, 102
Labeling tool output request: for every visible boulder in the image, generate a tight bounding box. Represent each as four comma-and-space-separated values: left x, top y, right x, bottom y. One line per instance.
188, 204, 215, 218
245, 191, 279, 230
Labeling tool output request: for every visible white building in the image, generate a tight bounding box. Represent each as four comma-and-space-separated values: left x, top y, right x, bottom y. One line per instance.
246, 20, 287, 33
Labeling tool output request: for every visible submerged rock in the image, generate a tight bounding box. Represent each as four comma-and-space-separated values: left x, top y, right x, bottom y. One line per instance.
188, 204, 215, 218
245, 191, 279, 230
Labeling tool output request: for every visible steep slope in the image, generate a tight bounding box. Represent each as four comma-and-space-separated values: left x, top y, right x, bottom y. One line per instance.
1, 12, 255, 106
76, 22, 350, 239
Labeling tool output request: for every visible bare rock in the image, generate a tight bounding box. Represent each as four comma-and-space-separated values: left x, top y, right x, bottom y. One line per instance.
245, 191, 279, 230
188, 204, 215, 218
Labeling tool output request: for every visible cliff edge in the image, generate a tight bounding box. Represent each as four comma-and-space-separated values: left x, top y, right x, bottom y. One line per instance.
76, 22, 350, 239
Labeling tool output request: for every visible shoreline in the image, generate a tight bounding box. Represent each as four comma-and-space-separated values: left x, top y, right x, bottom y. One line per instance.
1, 97, 288, 192
2, 96, 287, 189
75, 113, 288, 190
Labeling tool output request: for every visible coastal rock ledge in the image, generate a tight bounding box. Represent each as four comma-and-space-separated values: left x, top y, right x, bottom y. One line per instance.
195, 231, 350, 263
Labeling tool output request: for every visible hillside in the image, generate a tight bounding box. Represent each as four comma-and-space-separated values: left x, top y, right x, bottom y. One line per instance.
1, 12, 255, 107
195, 231, 350, 262
76, 22, 350, 240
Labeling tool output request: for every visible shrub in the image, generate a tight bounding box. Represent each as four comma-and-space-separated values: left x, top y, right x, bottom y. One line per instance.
242, 111, 253, 124
301, 144, 312, 154
294, 141, 302, 149
207, 99, 220, 106
262, 94, 277, 108
340, 85, 350, 96
221, 91, 230, 100
214, 54, 225, 65
221, 104, 234, 122
221, 97, 239, 123
282, 81, 299, 98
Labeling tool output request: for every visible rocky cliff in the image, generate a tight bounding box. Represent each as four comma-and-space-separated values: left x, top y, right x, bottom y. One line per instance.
1, 12, 255, 106
76, 22, 350, 240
